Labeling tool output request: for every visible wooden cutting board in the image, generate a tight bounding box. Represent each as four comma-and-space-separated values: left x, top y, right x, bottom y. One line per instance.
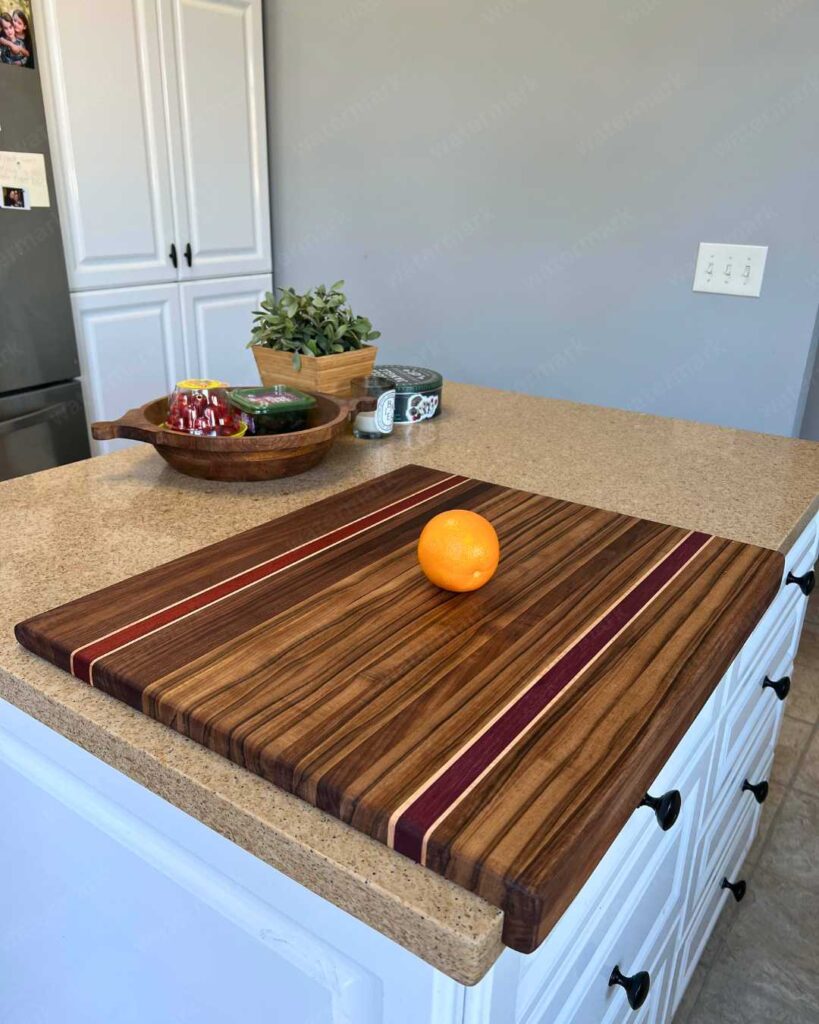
15, 465, 783, 952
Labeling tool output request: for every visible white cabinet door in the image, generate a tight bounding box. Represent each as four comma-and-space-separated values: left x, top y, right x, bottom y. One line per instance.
0, 697, 459, 1024
73, 285, 188, 454
38, 0, 179, 290
163, 0, 272, 281
180, 274, 271, 385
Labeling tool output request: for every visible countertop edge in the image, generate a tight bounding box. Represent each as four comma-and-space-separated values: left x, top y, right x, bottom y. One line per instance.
776, 497, 819, 554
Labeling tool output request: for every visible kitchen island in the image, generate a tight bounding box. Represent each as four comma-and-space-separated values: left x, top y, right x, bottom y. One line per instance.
2, 383, 818, 1024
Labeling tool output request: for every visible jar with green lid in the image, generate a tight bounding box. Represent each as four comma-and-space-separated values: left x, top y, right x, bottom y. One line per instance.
372, 365, 443, 424
228, 386, 316, 435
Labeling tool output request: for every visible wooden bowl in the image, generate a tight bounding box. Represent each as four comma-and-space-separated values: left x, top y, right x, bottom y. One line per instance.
91, 392, 374, 481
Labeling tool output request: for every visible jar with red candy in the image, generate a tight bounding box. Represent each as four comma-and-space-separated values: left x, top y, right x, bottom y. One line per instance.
165, 379, 244, 437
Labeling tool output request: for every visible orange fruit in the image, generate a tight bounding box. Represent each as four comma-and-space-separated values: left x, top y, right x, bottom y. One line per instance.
417, 509, 500, 592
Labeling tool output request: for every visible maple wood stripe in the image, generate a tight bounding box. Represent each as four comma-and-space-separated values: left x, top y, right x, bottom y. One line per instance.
389, 530, 713, 863
70, 473, 468, 685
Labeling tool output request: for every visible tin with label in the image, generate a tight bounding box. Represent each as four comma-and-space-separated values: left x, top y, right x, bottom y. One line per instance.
372, 366, 443, 424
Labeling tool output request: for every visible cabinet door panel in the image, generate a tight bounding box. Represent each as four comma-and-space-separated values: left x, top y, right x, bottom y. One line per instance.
0, 697, 453, 1024
181, 275, 271, 384
164, 0, 271, 280
38, 0, 178, 289
73, 286, 187, 454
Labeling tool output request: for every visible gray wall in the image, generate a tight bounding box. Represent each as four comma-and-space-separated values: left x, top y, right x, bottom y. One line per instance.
264, 0, 819, 436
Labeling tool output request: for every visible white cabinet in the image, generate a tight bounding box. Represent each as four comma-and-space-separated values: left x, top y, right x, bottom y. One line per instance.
38, 0, 272, 446
180, 275, 270, 385
73, 285, 187, 453
39, 0, 270, 291
74, 274, 269, 453
0, 698, 451, 1024
164, 0, 271, 280
37, 0, 178, 290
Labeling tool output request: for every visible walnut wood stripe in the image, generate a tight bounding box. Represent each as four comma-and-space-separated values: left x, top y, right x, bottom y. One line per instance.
71, 473, 468, 685
14, 465, 784, 954
390, 530, 712, 862
81, 478, 499, 711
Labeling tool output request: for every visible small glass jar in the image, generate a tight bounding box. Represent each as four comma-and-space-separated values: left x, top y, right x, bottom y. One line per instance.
351, 375, 396, 440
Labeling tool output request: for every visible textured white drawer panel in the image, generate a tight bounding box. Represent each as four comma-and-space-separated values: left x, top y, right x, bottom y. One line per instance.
697, 705, 776, 897
673, 781, 759, 1015
735, 583, 800, 690
714, 588, 798, 797
548, 827, 685, 1024
641, 932, 678, 1024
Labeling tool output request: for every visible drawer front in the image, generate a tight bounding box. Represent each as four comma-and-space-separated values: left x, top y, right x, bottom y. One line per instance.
713, 588, 798, 800
695, 708, 776, 906
673, 786, 759, 1016
735, 583, 800, 689
551, 827, 685, 1024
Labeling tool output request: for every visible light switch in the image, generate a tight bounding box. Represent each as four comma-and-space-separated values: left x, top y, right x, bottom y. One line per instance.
692, 243, 767, 297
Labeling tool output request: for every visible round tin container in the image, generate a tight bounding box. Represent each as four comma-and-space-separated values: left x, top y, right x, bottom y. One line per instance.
373, 365, 443, 424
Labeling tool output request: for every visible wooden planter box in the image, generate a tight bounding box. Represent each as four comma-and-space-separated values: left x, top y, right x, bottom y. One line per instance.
252, 345, 378, 397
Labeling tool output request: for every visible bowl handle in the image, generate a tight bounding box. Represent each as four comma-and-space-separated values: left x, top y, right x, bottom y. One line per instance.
91, 406, 161, 443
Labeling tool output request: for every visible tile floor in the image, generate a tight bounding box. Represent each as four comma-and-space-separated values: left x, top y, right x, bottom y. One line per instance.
673, 598, 819, 1023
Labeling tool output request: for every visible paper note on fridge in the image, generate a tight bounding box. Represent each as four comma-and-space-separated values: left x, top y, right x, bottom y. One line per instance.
0, 151, 49, 207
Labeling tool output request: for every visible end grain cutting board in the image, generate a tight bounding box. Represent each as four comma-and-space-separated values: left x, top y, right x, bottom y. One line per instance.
15, 465, 784, 952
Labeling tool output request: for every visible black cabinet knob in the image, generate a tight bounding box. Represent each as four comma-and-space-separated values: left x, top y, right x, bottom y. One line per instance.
762, 675, 791, 701
184, 242, 192, 267
169, 242, 178, 268
742, 778, 769, 804
609, 965, 651, 1010
639, 789, 682, 831
786, 569, 815, 596
721, 877, 747, 902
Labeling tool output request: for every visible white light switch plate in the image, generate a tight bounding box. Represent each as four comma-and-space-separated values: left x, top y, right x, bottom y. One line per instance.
692, 242, 768, 297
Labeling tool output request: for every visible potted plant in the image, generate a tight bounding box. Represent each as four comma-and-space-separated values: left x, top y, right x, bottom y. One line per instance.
248, 281, 381, 396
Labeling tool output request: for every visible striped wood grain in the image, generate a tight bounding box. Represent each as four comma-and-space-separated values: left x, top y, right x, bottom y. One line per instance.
15, 464, 784, 952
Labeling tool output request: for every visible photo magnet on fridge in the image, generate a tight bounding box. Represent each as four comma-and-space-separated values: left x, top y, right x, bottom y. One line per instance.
0, 2, 35, 69
1, 184, 30, 209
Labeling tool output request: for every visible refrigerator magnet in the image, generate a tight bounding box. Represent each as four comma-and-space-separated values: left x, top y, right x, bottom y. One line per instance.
1, 185, 30, 210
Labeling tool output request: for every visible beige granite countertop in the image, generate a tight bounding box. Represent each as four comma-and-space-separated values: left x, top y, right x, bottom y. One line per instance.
2, 382, 819, 985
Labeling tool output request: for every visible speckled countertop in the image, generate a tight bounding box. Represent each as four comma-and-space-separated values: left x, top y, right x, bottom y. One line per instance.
2, 382, 819, 985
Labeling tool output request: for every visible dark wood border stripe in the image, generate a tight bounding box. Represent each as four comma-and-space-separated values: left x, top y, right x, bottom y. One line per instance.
71, 473, 468, 686
389, 530, 713, 863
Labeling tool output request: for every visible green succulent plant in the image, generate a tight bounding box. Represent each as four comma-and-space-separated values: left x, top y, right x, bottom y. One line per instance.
248, 281, 381, 370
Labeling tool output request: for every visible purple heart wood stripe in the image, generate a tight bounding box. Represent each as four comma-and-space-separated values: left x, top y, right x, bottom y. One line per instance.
388, 529, 713, 864
70, 472, 468, 686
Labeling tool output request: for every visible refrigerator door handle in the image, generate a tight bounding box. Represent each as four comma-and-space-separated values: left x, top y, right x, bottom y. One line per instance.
0, 402, 70, 436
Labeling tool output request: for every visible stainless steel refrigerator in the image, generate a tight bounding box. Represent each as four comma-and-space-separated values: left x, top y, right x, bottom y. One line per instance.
0, 50, 90, 481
